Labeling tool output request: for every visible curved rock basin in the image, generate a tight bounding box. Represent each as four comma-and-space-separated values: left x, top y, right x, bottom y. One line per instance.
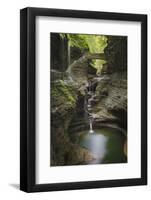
71, 127, 127, 165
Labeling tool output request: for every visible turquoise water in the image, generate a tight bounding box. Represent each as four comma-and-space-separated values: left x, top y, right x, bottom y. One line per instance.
73, 127, 127, 164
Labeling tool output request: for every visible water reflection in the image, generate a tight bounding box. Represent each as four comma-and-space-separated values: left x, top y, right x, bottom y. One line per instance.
77, 127, 127, 164
81, 133, 108, 163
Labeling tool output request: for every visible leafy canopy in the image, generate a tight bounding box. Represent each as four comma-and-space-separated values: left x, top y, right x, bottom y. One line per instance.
60, 33, 108, 70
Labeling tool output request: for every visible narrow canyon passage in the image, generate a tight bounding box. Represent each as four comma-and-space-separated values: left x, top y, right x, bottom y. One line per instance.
50, 33, 127, 166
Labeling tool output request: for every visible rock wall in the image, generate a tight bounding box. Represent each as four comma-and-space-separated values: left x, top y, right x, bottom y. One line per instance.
103, 36, 127, 73
51, 33, 68, 72
91, 72, 127, 130
51, 80, 94, 166
51, 35, 127, 165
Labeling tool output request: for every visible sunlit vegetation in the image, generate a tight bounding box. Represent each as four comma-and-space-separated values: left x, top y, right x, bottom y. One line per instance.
60, 33, 108, 71
50, 33, 127, 166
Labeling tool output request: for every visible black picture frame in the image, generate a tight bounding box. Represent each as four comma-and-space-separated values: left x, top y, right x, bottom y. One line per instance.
20, 7, 147, 192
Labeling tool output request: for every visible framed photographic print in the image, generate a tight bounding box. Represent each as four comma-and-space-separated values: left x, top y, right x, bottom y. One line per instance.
20, 7, 147, 192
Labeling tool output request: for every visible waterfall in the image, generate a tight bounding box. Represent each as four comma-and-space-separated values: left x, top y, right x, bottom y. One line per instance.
84, 80, 95, 134
89, 118, 94, 133
84, 95, 88, 121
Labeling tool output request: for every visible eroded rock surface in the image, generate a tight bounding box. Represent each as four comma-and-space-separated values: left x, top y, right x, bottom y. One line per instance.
51, 80, 94, 166
90, 72, 127, 131
51, 35, 127, 165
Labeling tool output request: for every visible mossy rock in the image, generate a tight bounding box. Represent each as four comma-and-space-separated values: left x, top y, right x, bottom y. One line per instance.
51, 80, 78, 118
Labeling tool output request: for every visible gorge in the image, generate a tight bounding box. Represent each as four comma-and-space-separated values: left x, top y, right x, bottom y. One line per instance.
50, 33, 127, 166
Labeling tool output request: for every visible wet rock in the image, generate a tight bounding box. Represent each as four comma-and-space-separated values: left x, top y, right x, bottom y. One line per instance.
90, 71, 127, 129
65, 144, 95, 165
51, 79, 95, 166
51, 80, 78, 118
51, 35, 128, 165
104, 36, 127, 73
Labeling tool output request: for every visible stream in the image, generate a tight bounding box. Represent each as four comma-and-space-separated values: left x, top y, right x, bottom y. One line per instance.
70, 80, 127, 165
50, 33, 127, 166
71, 127, 127, 164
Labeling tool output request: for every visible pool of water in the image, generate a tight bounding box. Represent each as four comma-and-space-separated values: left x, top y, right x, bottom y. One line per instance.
71, 127, 127, 164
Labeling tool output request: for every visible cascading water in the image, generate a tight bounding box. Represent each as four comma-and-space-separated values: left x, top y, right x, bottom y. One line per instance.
76, 78, 127, 164
89, 117, 94, 133
70, 78, 127, 165
84, 80, 95, 133
84, 76, 107, 133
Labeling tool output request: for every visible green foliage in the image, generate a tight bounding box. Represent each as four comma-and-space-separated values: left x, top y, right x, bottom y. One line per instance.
85, 35, 107, 70
52, 80, 77, 107
65, 34, 107, 53
61, 33, 108, 70
67, 34, 89, 50
59, 80, 76, 105
85, 35, 107, 53
90, 59, 106, 70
